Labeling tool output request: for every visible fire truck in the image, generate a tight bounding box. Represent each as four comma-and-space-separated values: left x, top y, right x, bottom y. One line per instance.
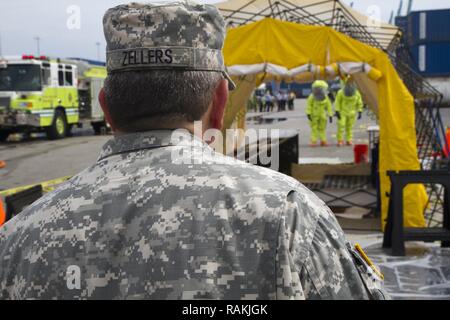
0, 55, 107, 141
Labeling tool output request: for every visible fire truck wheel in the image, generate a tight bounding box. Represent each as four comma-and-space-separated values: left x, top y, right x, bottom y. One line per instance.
46, 109, 67, 140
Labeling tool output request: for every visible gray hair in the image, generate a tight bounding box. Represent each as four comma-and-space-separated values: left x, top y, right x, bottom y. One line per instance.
103, 70, 223, 131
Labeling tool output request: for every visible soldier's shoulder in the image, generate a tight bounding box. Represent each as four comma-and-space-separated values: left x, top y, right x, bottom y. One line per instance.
209, 152, 304, 193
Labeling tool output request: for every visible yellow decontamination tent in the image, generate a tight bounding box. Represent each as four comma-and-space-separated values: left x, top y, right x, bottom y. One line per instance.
222, 18, 427, 229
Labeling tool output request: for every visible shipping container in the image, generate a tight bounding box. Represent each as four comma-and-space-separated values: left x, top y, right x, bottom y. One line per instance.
410, 42, 450, 76
395, 16, 408, 34
408, 9, 450, 45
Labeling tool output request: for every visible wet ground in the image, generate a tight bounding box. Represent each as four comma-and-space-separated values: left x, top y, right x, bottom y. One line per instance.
347, 232, 450, 300
246, 99, 378, 164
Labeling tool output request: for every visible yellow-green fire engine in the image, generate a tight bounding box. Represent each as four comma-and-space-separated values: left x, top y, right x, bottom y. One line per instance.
0, 55, 107, 141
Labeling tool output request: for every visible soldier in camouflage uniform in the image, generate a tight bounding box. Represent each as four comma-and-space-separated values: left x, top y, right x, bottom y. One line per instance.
0, 1, 387, 300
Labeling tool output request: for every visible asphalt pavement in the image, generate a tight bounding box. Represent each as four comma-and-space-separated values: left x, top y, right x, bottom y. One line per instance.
0, 128, 110, 190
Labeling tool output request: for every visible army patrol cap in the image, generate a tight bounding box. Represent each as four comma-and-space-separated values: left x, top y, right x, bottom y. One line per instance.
103, 1, 236, 90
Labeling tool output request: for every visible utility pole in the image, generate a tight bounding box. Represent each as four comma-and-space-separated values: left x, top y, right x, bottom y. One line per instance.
34, 36, 40, 56
397, 0, 403, 17
96, 42, 101, 61
407, 0, 413, 15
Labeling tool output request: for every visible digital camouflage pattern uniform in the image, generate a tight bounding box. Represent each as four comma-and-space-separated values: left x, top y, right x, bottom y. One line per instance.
0, 1, 387, 300
0, 130, 387, 299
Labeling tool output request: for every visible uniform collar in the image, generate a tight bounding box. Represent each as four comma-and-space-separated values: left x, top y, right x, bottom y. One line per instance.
97, 129, 207, 161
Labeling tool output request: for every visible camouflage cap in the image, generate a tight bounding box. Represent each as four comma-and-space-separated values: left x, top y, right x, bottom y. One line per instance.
103, 1, 236, 90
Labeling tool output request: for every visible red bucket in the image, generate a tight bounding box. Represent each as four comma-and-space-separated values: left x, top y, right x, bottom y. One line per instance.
354, 144, 369, 164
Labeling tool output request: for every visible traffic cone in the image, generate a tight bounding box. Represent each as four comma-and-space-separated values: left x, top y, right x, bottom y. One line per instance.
0, 160, 5, 169
0, 198, 6, 226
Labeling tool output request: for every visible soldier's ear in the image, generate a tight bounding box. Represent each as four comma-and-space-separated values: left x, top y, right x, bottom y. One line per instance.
99, 88, 117, 131
209, 79, 228, 130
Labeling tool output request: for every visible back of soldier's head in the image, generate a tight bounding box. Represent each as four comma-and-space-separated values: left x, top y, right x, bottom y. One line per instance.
102, 1, 234, 132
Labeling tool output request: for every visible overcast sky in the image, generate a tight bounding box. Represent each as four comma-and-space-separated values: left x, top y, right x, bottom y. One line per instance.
0, 0, 449, 61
